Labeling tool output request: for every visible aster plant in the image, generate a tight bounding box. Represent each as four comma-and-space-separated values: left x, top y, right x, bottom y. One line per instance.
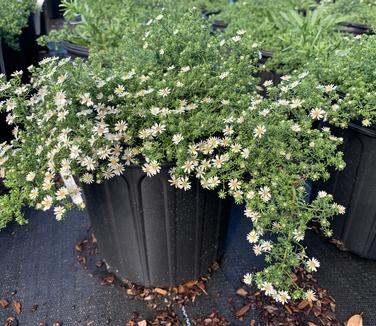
0, 10, 346, 303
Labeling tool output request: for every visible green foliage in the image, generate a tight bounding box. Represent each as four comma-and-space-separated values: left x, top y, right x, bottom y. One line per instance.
215, 1, 347, 73
309, 35, 376, 127
0, 10, 347, 302
39, 0, 229, 52
0, 0, 37, 49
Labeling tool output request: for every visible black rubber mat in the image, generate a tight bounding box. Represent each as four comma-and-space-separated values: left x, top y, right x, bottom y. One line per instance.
1, 204, 376, 325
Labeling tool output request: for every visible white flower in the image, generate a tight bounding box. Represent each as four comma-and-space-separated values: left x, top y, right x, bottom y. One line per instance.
291, 124, 301, 132
182, 161, 195, 173
232, 35, 241, 42
207, 176, 220, 189
310, 108, 326, 120
237, 29, 246, 35
259, 186, 271, 202
223, 125, 234, 136
54, 91, 67, 107
115, 120, 128, 133
305, 290, 317, 302
158, 87, 171, 97
228, 178, 241, 191
172, 133, 184, 145
70, 145, 81, 160
243, 273, 253, 285
261, 241, 273, 252
41, 195, 53, 211
56, 187, 69, 201
253, 125, 266, 138
362, 119, 371, 127
114, 84, 126, 96
81, 156, 96, 171
54, 206, 66, 221
142, 160, 161, 177
253, 244, 262, 256
293, 229, 304, 242
247, 230, 259, 244
80, 93, 93, 107
306, 257, 320, 272
318, 191, 327, 198
219, 71, 229, 80
276, 291, 290, 305
155, 14, 163, 20
177, 176, 191, 190
181, 66, 190, 73
324, 84, 337, 93
261, 282, 275, 296
263, 80, 273, 87
29, 188, 39, 200
81, 173, 94, 184
337, 204, 346, 215
26, 172, 36, 182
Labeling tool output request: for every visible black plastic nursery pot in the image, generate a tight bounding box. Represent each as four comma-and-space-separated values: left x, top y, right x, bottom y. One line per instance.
338, 22, 374, 36
1, 14, 40, 80
318, 122, 376, 259
82, 165, 230, 288
62, 41, 89, 59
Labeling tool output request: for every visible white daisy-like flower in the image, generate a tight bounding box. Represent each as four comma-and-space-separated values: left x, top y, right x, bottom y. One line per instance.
172, 133, 184, 145
114, 84, 126, 96
306, 257, 320, 272
324, 84, 337, 93
336, 204, 346, 215
41, 195, 53, 211
178, 176, 191, 190
56, 187, 69, 201
243, 273, 253, 285
219, 71, 229, 80
290, 99, 304, 108
253, 125, 266, 138
263, 80, 273, 87
261, 282, 275, 296
276, 291, 291, 305
181, 66, 190, 73
142, 160, 161, 177
29, 188, 39, 200
26, 171, 36, 182
237, 29, 246, 35
259, 186, 271, 202
291, 124, 301, 132
155, 14, 163, 20
228, 178, 241, 191
261, 241, 273, 252
81, 173, 94, 184
318, 191, 328, 198
247, 230, 259, 244
207, 176, 220, 189
54, 91, 67, 107
253, 244, 262, 256
80, 93, 94, 107
182, 161, 195, 173
54, 206, 66, 221
305, 289, 317, 302
310, 108, 326, 120
158, 87, 171, 97
362, 119, 371, 127
293, 229, 304, 242
232, 35, 241, 42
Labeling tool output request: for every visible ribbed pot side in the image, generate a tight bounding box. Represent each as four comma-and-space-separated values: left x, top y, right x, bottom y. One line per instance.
318, 123, 376, 259
82, 165, 230, 287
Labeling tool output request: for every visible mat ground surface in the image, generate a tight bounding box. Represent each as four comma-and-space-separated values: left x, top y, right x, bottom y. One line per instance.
1, 205, 375, 325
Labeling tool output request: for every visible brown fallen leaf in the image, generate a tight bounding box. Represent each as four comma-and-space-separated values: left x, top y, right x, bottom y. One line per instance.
183, 280, 198, 288
297, 300, 310, 310
347, 314, 363, 326
0, 299, 9, 309
13, 301, 21, 315
236, 288, 248, 297
4, 316, 18, 326
154, 288, 167, 296
250, 320, 256, 326
138, 321, 147, 326
77, 255, 87, 265
197, 282, 208, 295
74, 242, 83, 252
235, 303, 252, 318
307, 323, 318, 326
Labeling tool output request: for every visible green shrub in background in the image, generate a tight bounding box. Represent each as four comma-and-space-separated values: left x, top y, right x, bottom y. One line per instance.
39, 0, 229, 52
0, 0, 37, 49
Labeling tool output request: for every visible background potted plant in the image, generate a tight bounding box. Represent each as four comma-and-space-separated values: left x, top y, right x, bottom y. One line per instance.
309, 35, 376, 259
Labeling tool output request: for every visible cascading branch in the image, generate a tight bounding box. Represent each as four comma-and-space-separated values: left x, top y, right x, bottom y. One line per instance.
0, 10, 345, 303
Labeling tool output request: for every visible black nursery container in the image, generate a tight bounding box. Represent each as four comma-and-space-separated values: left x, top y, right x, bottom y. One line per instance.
82, 165, 230, 287
62, 41, 89, 59
319, 122, 376, 259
